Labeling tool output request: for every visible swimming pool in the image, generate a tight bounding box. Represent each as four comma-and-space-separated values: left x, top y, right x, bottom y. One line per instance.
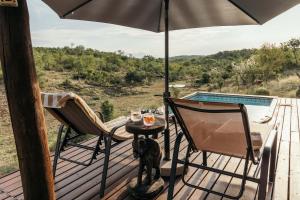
184, 92, 277, 122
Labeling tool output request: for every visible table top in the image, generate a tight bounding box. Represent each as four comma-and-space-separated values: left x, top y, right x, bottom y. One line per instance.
125, 116, 165, 136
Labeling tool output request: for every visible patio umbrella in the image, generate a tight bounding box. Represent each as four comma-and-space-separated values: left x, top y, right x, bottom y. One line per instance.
42, 0, 300, 160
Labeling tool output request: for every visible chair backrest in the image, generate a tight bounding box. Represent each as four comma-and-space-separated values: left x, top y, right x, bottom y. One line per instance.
41, 92, 109, 136
168, 98, 254, 159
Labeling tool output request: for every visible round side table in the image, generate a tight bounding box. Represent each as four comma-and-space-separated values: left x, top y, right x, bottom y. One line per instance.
126, 116, 165, 140
125, 116, 165, 199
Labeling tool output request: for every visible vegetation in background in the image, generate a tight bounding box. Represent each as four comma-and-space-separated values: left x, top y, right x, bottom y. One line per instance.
31, 38, 300, 95
170, 87, 181, 98
1, 37, 300, 175
101, 100, 114, 122
296, 87, 300, 98
254, 88, 270, 96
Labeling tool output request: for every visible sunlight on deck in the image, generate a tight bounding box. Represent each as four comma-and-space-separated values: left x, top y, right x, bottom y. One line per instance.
0, 98, 299, 200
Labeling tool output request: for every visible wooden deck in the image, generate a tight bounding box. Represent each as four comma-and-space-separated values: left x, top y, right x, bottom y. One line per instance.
0, 97, 299, 200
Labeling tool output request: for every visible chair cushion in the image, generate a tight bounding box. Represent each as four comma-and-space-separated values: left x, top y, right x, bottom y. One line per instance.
42, 92, 133, 141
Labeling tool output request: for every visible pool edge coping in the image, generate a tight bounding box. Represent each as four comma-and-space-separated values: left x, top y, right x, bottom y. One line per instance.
181, 91, 278, 123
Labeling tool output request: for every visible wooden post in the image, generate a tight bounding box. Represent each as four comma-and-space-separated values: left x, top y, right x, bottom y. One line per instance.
0, 0, 55, 199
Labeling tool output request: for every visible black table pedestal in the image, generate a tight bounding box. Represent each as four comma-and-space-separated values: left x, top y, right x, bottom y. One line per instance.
126, 117, 165, 199
128, 175, 164, 200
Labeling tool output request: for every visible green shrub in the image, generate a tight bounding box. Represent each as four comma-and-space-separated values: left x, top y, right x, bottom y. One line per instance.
201, 73, 210, 84
37, 70, 46, 88
254, 87, 270, 96
296, 87, 300, 98
60, 79, 73, 89
125, 70, 146, 85
101, 100, 114, 122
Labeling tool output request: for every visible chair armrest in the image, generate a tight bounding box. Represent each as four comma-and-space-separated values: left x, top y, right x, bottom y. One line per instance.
109, 121, 127, 137
263, 129, 277, 153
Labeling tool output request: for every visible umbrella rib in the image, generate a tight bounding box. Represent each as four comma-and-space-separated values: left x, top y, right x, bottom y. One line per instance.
228, 0, 260, 24
157, 0, 164, 32
62, 0, 95, 18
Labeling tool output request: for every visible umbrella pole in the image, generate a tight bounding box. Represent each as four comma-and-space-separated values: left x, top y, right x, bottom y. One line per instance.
163, 0, 170, 161
160, 0, 185, 177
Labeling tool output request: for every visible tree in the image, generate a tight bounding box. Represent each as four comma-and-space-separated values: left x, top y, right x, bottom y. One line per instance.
233, 56, 258, 86
280, 42, 296, 69
286, 38, 300, 65
201, 72, 210, 84
211, 69, 225, 92
193, 72, 210, 87
255, 43, 285, 83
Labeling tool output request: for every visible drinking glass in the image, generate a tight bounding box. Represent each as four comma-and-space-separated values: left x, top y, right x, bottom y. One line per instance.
143, 113, 156, 126
130, 109, 142, 122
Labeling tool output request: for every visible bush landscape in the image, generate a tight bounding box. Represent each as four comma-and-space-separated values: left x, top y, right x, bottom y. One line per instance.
0, 38, 300, 175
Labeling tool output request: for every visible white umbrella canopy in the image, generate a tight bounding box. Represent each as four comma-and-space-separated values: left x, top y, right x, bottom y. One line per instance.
43, 0, 300, 32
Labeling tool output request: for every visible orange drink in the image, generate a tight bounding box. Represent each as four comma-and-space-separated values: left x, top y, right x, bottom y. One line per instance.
143, 113, 155, 126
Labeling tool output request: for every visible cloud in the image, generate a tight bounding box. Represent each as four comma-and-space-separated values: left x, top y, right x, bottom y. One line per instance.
29, 1, 300, 58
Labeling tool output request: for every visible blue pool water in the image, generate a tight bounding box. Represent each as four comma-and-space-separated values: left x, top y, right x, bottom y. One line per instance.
187, 93, 272, 106
184, 92, 274, 121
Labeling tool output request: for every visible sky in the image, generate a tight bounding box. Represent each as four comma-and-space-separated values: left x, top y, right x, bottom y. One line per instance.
29, 0, 300, 58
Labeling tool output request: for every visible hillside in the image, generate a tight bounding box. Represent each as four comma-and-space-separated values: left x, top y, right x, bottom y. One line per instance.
0, 38, 300, 175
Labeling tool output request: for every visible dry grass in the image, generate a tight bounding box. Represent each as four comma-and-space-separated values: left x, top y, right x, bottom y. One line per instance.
0, 71, 197, 175
267, 75, 300, 97
213, 75, 300, 98
0, 72, 299, 175
0, 87, 18, 175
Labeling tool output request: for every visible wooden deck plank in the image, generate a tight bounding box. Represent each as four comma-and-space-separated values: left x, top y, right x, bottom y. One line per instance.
57, 126, 178, 200
289, 99, 300, 200
2, 139, 119, 197
222, 161, 257, 200
290, 174, 300, 200
192, 157, 239, 200
217, 98, 282, 200
174, 154, 226, 200
100, 129, 186, 200
0, 118, 123, 186
54, 140, 128, 182
55, 141, 133, 191
0, 136, 100, 190
173, 97, 282, 200
1, 122, 134, 198
155, 152, 217, 200
273, 98, 290, 200
0, 193, 10, 200
1, 97, 299, 200
0, 172, 20, 185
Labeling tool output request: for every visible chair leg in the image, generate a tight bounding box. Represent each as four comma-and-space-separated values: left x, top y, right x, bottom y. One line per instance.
100, 136, 112, 198
258, 148, 271, 200
167, 132, 184, 200
52, 125, 64, 178
171, 116, 178, 136
237, 151, 250, 198
202, 151, 207, 166
183, 144, 192, 175
60, 127, 71, 151
269, 133, 277, 183
91, 136, 102, 160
